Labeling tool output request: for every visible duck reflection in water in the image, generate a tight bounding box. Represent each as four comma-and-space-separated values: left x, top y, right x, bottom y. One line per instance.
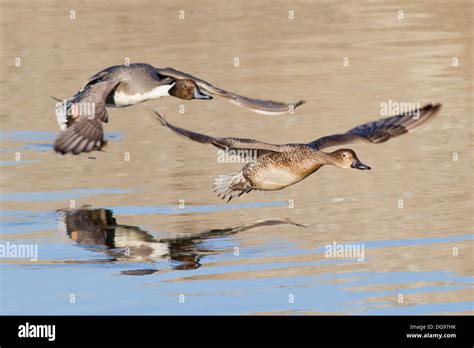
57, 207, 305, 275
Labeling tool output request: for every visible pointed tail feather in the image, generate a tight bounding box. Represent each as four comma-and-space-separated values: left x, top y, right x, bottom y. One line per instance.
51, 95, 65, 102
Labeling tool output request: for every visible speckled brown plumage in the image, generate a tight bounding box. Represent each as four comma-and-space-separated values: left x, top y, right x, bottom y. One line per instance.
154, 103, 442, 202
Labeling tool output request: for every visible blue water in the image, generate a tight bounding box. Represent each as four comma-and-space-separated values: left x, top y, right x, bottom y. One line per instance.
0, 131, 123, 164
0, 190, 472, 315
0, 160, 41, 166
1, 263, 471, 315
112, 201, 287, 215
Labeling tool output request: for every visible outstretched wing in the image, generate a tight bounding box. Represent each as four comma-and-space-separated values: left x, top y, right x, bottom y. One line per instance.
153, 110, 289, 156
156, 67, 305, 115
54, 117, 106, 155
77, 65, 120, 92
54, 80, 120, 155
307, 103, 442, 150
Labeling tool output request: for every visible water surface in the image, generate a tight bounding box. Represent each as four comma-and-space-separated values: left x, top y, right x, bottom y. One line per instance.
0, 0, 472, 315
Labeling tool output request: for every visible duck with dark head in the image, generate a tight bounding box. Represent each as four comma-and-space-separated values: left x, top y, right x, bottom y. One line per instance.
53, 63, 305, 155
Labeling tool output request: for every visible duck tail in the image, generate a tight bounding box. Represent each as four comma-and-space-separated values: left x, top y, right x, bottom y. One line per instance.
213, 173, 252, 202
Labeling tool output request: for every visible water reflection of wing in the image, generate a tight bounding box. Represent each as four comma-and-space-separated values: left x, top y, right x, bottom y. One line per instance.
160, 219, 306, 270
58, 208, 305, 274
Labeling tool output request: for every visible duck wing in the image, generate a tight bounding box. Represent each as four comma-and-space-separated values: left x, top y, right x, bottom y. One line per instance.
78, 64, 149, 92
153, 110, 290, 157
54, 79, 121, 155
156, 67, 305, 115
307, 103, 442, 150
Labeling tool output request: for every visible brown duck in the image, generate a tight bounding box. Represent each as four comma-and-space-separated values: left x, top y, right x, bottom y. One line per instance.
154, 103, 442, 202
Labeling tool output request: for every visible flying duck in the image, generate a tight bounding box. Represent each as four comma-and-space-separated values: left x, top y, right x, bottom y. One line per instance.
153, 103, 442, 202
53, 63, 305, 155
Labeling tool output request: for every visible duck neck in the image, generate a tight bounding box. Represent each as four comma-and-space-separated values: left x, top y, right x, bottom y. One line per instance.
302, 151, 335, 175
167, 82, 177, 97
312, 151, 337, 167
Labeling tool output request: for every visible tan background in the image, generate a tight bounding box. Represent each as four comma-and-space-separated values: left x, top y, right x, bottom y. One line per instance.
0, 0, 472, 314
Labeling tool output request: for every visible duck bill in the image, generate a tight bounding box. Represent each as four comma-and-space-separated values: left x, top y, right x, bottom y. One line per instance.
351, 159, 371, 170
193, 87, 212, 100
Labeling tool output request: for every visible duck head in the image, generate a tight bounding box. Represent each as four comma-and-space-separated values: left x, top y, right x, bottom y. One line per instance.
169, 80, 212, 100
330, 149, 371, 170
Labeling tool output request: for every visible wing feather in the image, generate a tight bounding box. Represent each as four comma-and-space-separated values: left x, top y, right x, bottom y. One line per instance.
156, 67, 305, 115
153, 110, 288, 156
308, 103, 442, 150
